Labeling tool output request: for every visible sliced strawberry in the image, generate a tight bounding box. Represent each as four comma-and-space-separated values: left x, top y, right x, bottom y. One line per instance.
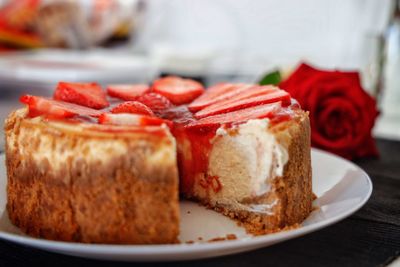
162, 105, 196, 124
196, 85, 279, 116
54, 82, 109, 109
20, 95, 103, 119
152, 76, 205, 105
135, 93, 174, 116
195, 89, 291, 119
217, 85, 278, 105
187, 102, 282, 128
98, 113, 172, 127
110, 101, 154, 116
106, 84, 150, 101
189, 83, 255, 112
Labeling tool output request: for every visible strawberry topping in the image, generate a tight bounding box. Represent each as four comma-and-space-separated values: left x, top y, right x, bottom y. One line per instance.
152, 76, 205, 105
20, 95, 103, 119
135, 93, 174, 117
98, 113, 171, 127
188, 83, 250, 112
54, 82, 109, 109
215, 85, 278, 106
195, 89, 291, 119
110, 101, 154, 116
162, 105, 196, 124
19, 78, 294, 133
187, 102, 282, 128
106, 84, 150, 101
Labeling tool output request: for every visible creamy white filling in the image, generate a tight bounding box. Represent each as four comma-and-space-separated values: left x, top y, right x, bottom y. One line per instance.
199, 119, 288, 211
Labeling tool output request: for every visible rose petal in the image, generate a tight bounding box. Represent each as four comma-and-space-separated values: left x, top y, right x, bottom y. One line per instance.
279, 63, 320, 94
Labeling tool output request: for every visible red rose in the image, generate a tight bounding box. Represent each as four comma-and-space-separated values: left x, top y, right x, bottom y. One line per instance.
279, 63, 379, 159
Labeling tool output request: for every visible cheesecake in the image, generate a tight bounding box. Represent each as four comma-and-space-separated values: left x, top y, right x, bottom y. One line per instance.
4, 77, 312, 243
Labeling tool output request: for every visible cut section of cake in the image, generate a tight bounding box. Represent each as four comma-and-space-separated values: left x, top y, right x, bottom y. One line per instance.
173, 85, 312, 234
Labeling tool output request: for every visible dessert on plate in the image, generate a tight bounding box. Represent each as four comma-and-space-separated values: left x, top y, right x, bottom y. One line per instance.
4, 77, 312, 244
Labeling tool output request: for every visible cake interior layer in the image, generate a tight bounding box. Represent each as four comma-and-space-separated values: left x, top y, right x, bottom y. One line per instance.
175, 110, 312, 234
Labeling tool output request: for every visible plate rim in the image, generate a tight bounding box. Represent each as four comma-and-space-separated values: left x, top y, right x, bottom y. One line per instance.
0, 148, 372, 258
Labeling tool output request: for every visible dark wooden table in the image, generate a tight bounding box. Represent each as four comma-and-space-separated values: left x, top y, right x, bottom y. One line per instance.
0, 138, 399, 267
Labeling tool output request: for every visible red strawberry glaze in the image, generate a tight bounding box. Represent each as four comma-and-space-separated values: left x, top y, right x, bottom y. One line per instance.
199, 175, 222, 193
173, 124, 219, 195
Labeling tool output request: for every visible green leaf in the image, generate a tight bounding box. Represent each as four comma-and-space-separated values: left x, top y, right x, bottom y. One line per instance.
258, 70, 282, 85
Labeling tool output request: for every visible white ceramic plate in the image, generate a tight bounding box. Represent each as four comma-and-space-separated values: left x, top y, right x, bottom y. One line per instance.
0, 49, 157, 93
0, 149, 372, 261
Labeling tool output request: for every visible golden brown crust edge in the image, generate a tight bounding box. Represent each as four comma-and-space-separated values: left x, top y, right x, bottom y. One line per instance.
214, 112, 313, 235
5, 109, 180, 244
274, 112, 312, 228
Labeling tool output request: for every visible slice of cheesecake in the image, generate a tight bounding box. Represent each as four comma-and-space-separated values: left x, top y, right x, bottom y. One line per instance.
176, 84, 312, 234
175, 110, 312, 235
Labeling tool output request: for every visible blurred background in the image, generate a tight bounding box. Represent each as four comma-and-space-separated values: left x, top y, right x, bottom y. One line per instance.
0, 0, 399, 149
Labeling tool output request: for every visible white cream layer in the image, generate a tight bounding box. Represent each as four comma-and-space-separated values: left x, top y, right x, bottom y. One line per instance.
193, 119, 288, 211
